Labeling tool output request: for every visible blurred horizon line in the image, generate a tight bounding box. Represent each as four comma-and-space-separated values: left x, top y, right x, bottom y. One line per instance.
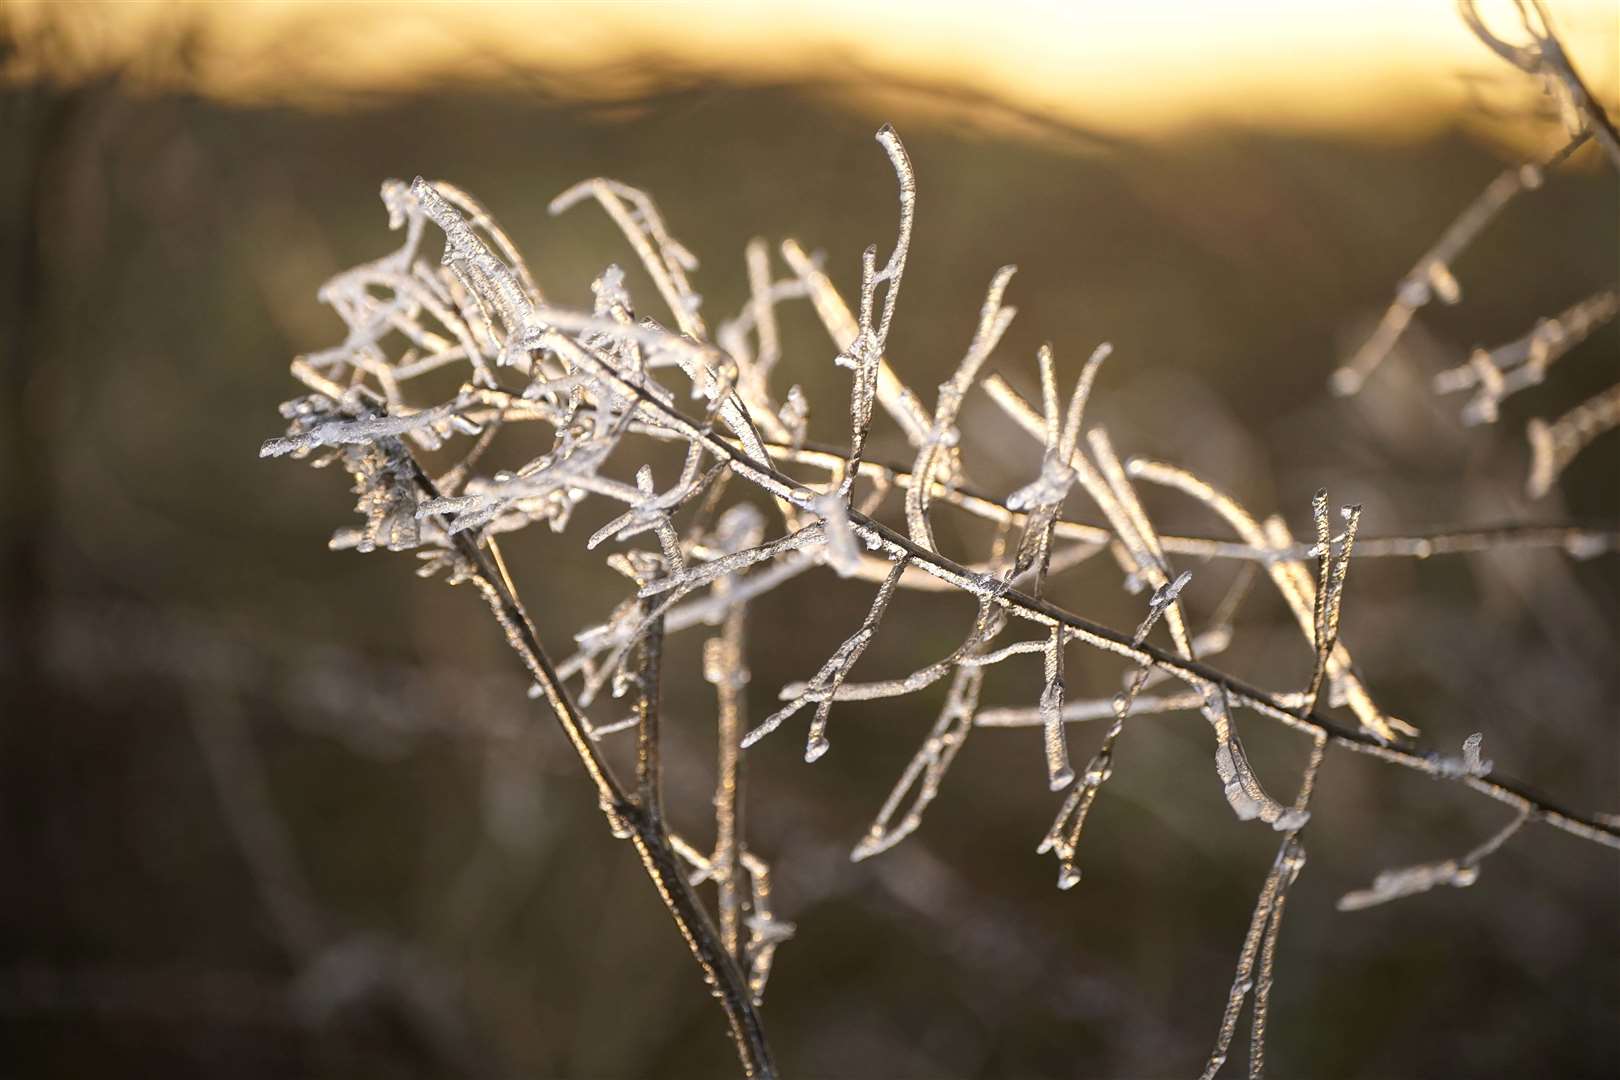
3, 0, 1616, 157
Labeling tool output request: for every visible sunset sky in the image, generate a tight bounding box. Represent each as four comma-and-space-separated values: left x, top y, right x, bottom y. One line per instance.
8, 0, 1616, 148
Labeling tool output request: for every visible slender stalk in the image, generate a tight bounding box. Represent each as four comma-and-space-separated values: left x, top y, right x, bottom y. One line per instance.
406, 459, 777, 1079
634, 603, 666, 826
710, 601, 749, 966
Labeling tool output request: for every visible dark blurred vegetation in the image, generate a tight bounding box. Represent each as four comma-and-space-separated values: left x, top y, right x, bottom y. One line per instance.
2, 9, 1617, 1080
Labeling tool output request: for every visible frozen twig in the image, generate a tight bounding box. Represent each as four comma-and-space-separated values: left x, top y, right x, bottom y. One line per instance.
1204, 739, 1322, 1079
1337, 807, 1529, 912
904, 266, 1017, 548
1038, 570, 1189, 888
742, 558, 908, 762
1200, 835, 1307, 1080
1304, 491, 1362, 712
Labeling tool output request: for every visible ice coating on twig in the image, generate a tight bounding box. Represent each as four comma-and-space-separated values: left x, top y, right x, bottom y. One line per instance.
1200, 729, 1323, 1079
1208, 690, 1309, 832
637, 523, 826, 599
778, 238, 931, 448
1304, 492, 1362, 712
1200, 835, 1308, 1080
1126, 458, 1413, 742
851, 664, 984, 862
832, 125, 920, 498
1038, 629, 1073, 791
812, 491, 865, 578
1433, 732, 1492, 779
1337, 809, 1528, 912
975, 689, 1205, 728
1036, 570, 1190, 889
741, 558, 908, 761
904, 266, 1018, 548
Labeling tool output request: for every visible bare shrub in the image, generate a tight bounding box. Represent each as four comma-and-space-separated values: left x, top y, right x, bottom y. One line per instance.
261, 4, 1618, 1075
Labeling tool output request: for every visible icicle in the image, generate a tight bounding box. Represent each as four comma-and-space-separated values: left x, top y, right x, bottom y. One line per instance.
812, 492, 864, 578
1206, 691, 1308, 832
1040, 628, 1074, 791
1432, 732, 1493, 779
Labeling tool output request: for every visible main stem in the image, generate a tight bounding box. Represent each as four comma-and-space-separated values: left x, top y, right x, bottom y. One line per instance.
412, 462, 777, 1079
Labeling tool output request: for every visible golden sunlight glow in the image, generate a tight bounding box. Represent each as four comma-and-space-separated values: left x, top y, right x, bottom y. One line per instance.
6, 0, 1616, 146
